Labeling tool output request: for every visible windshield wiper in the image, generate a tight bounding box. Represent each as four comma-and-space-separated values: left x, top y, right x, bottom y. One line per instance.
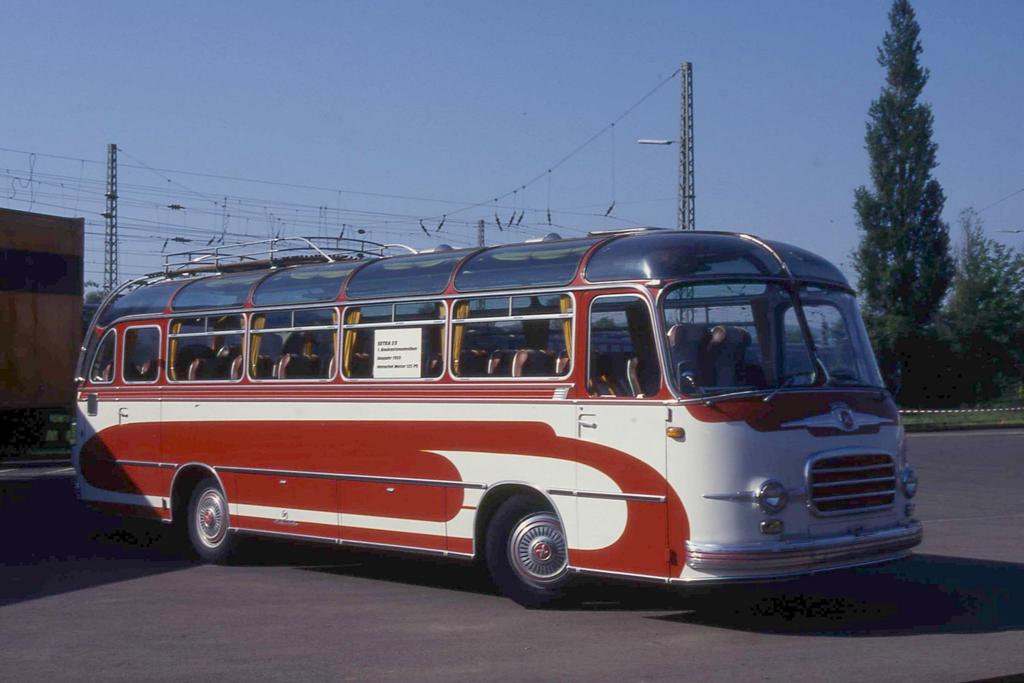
762, 372, 817, 403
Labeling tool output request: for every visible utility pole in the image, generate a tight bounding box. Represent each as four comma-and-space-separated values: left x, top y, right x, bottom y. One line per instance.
477, 219, 485, 247
679, 62, 695, 230
102, 143, 119, 291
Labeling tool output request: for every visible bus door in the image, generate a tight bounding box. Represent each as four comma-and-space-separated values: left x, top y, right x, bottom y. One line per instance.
119, 325, 163, 444
118, 325, 169, 504
573, 292, 670, 578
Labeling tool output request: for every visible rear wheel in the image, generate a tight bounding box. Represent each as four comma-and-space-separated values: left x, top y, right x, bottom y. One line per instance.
187, 479, 235, 563
485, 495, 569, 607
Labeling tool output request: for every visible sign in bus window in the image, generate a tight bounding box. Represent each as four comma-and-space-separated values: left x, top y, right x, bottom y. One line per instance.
373, 328, 422, 378
342, 302, 445, 380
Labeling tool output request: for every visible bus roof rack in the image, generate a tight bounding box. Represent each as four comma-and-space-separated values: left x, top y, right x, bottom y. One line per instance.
524, 232, 563, 243
162, 236, 400, 276
586, 226, 669, 236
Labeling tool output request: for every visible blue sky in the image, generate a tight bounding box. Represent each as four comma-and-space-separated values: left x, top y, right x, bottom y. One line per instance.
2, 1, 1022, 285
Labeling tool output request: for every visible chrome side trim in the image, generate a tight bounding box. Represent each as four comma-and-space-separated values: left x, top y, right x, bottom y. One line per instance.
118, 459, 178, 469
703, 487, 805, 503
213, 464, 487, 490
340, 537, 475, 560
702, 490, 755, 502
568, 565, 671, 584
228, 527, 476, 560
685, 520, 922, 573
230, 527, 338, 545
548, 488, 666, 503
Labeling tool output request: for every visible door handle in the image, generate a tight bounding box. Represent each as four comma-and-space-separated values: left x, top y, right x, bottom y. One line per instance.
577, 413, 598, 429
118, 407, 129, 423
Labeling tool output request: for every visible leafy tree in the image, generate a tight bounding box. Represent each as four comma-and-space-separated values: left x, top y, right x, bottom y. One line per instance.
942, 208, 1024, 401
852, 0, 953, 402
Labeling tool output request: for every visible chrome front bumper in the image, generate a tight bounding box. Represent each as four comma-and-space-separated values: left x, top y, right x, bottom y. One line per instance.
685, 520, 922, 577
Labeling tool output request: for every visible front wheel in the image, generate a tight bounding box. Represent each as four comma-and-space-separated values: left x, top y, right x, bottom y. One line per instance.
485, 495, 569, 607
187, 479, 235, 563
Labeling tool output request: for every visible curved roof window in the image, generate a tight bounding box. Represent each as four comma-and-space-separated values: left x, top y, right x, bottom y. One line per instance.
766, 241, 849, 288
252, 260, 361, 306
454, 239, 598, 292
171, 270, 268, 311
97, 280, 183, 326
585, 232, 781, 282
345, 251, 468, 299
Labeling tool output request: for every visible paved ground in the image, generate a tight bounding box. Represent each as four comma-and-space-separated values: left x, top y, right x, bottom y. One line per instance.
2, 431, 1023, 682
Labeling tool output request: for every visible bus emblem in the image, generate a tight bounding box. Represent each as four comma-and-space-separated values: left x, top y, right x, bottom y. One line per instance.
830, 403, 858, 432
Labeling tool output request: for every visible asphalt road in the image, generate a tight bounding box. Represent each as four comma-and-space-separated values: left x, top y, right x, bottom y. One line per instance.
2, 431, 1023, 682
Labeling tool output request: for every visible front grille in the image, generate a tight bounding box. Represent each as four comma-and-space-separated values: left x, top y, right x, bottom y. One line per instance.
808, 453, 896, 516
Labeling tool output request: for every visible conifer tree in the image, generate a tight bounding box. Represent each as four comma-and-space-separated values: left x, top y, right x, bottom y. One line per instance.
853, 0, 952, 398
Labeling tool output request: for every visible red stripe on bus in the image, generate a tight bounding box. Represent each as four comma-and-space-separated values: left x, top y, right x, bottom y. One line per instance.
80, 419, 688, 578
684, 390, 898, 432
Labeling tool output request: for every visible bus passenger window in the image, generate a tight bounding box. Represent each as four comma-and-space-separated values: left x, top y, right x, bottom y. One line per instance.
249, 309, 337, 380
588, 296, 661, 398
452, 295, 573, 379
89, 329, 116, 383
123, 327, 160, 382
342, 302, 445, 380
168, 315, 244, 381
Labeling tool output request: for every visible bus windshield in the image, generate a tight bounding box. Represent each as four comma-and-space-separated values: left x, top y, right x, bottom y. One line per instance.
661, 281, 882, 397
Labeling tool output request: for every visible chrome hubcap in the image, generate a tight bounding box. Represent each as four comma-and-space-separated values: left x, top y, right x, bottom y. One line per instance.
509, 513, 567, 587
195, 489, 227, 549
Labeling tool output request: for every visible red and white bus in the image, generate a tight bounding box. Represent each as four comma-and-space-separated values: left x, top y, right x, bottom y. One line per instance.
74, 229, 921, 606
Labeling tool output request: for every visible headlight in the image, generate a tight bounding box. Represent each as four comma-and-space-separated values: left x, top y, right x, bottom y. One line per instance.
901, 466, 918, 498
756, 480, 788, 514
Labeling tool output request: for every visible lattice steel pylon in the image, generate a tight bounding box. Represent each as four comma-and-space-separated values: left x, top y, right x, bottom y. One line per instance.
678, 62, 695, 231
102, 143, 119, 291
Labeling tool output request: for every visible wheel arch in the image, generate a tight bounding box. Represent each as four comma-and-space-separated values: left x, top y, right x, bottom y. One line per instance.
473, 481, 569, 559
168, 462, 225, 525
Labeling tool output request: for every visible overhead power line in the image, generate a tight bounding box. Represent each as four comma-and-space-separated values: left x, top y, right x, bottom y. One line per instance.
977, 184, 1024, 214
421, 67, 683, 223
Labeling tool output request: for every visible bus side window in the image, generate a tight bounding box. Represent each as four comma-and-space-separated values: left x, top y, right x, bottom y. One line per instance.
89, 329, 116, 384
342, 302, 445, 380
249, 309, 337, 380
168, 315, 244, 382
451, 295, 572, 379
588, 296, 661, 398
123, 327, 161, 382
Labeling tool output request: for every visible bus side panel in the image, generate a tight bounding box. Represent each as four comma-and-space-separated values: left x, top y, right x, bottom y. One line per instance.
232, 471, 339, 540
76, 403, 172, 520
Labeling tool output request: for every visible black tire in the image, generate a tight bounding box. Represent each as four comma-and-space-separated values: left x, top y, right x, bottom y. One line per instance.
485, 494, 569, 608
186, 478, 236, 563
